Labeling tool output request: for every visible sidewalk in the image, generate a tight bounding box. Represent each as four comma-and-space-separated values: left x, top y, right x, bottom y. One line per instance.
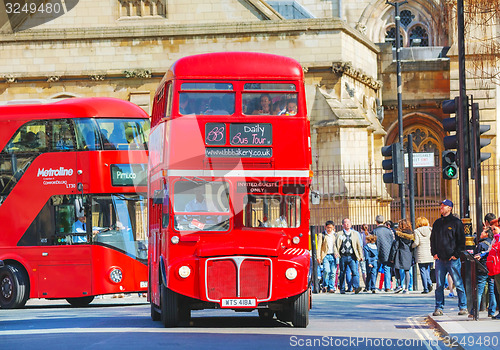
427, 310, 500, 350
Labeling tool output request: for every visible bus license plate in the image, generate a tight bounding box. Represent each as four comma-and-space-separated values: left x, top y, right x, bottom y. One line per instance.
220, 298, 256, 308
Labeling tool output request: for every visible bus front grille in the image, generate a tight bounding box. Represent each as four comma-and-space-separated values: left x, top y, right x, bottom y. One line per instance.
206, 256, 272, 302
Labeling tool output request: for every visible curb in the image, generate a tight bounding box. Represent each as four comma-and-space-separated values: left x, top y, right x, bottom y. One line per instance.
426, 314, 468, 350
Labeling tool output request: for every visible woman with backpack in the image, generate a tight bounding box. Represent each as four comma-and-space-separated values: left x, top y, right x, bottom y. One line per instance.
412, 217, 434, 294
393, 219, 415, 294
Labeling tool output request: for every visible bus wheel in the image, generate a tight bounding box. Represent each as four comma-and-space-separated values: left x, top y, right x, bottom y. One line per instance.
258, 309, 275, 322
0, 264, 29, 309
66, 296, 95, 307
291, 290, 309, 328
160, 284, 179, 327
151, 302, 161, 321
179, 305, 191, 324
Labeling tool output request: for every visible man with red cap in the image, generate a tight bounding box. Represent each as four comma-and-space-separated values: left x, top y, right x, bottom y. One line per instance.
430, 199, 467, 316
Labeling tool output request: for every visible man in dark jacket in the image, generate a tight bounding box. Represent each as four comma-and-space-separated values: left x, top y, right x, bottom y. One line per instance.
431, 199, 467, 316
373, 215, 394, 292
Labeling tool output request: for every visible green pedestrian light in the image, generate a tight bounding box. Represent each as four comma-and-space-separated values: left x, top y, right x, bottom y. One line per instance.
445, 166, 457, 178
442, 150, 458, 180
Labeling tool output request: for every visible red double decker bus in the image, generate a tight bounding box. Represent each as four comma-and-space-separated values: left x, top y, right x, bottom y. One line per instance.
0, 97, 150, 308
148, 52, 312, 327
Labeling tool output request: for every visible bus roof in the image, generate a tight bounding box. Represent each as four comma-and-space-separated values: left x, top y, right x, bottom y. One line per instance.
166, 52, 304, 81
0, 97, 150, 121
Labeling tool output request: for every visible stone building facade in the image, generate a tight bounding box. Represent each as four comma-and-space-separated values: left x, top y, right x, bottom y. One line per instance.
0, 0, 498, 223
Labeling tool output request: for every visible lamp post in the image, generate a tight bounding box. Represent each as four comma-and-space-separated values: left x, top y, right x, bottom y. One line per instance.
387, 0, 408, 219
456, 0, 470, 220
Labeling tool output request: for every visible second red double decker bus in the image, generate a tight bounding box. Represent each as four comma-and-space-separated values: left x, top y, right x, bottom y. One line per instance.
148, 52, 312, 327
0, 97, 150, 308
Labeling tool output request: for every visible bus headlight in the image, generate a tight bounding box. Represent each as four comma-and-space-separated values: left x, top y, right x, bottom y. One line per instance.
109, 267, 123, 283
285, 267, 297, 280
178, 265, 191, 278
171, 236, 180, 244
292, 236, 300, 244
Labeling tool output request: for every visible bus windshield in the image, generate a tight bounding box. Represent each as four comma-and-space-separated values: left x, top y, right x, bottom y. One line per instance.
92, 194, 148, 261
173, 180, 230, 232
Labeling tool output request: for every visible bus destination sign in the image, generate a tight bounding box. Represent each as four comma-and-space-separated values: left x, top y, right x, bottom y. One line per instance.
229, 123, 272, 146
205, 123, 272, 146
111, 164, 147, 186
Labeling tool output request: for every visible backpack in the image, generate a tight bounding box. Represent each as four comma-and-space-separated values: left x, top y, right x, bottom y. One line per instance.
486, 241, 500, 276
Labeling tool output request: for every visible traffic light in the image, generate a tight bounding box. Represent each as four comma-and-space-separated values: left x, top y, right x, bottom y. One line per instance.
381, 142, 404, 184
442, 150, 458, 179
441, 96, 470, 169
441, 97, 459, 150
470, 102, 491, 169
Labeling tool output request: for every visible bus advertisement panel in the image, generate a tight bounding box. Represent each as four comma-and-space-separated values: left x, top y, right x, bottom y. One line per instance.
0, 97, 149, 308
148, 52, 312, 327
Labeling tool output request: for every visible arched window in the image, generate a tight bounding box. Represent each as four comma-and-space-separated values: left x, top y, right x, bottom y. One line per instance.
400, 10, 414, 27
409, 25, 429, 47
383, 8, 431, 47
385, 27, 404, 48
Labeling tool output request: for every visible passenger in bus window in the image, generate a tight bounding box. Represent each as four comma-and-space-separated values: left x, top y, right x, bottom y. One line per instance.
19, 131, 38, 151
126, 129, 144, 150
36, 131, 49, 149
100, 129, 115, 150
204, 97, 228, 115
109, 124, 128, 148
272, 99, 285, 115
84, 131, 98, 150
56, 129, 74, 150
222, 94, 235, 114
252, 94, 272, 115
280, 99, 297, 116
179, 94, 191, 115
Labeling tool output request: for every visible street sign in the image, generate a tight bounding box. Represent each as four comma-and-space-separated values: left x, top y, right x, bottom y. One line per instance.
404, 152, 435, 168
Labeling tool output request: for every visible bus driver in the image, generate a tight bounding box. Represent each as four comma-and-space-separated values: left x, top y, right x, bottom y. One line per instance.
72, 213, 88, 243
183, 187, 222, 228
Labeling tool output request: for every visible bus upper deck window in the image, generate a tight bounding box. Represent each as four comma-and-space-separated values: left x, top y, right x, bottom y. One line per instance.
179, 82, 234, 116
242, 82, 297, 116
179, 92, 234, 116
242, 92, 298, 116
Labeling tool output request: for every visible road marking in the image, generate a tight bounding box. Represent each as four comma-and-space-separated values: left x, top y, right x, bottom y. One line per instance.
407, 316, 443, 350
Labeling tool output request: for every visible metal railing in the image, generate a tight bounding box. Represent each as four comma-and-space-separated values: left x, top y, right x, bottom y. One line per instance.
310, 161, 500, 232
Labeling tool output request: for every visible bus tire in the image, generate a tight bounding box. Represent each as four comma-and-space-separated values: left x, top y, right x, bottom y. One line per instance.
151, 302, 161, 321
0, 264, 29, 309
291, 290, 309, 328
66, 296, 95, 307
160, 284, 179, 327
178, 305, 191, 324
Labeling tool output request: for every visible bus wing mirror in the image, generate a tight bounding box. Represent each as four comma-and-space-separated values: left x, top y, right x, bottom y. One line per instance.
153, 189, 165, 205
76, 182, 89, 212
311, 191, 320, 205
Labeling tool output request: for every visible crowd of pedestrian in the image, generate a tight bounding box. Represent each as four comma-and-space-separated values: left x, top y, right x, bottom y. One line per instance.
314, 199, 500, 320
